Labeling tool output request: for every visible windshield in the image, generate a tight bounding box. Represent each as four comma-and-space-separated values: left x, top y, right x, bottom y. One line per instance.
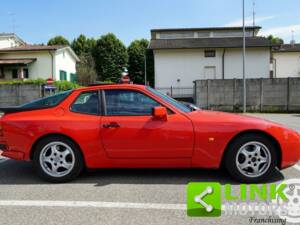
21, 90, 72, 109
147, 87, 192, 113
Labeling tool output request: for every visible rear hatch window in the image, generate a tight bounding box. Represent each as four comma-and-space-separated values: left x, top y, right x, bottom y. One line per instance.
21, 90, 72, 109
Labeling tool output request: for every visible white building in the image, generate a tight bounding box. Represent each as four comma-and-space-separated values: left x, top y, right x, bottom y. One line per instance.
149, 26, 273, 95
272, 44, 300, 78
0, 33, 79, 82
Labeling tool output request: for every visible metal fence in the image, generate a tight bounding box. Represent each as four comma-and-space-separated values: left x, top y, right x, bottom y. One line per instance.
156, 86, 194, 98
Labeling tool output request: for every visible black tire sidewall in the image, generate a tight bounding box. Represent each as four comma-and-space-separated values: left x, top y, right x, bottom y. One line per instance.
225, 134, 277, 183
33, 136, 84, 183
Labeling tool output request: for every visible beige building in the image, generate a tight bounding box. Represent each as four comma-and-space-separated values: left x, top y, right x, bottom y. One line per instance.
149, 26, 273, 95
0, 33, 79, 82
272, 44, 300, 78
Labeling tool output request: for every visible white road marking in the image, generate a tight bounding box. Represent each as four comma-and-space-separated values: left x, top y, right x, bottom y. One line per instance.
0, 200, 186, 210
0, 200, 288, 214
0, 200, 232, 211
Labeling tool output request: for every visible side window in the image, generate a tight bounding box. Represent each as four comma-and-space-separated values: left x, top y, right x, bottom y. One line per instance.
70, 91, 99, 115
105, 90, 161, 116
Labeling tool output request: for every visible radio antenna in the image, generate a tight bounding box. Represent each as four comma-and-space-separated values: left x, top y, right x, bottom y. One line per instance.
8, 12, 16, 33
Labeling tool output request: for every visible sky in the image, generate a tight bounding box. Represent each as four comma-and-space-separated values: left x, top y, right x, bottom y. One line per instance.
1, 0, 300, 46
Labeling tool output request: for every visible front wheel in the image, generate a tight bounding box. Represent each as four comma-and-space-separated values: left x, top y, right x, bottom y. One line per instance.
33, 136, 84, 183
224, 134, 277, 183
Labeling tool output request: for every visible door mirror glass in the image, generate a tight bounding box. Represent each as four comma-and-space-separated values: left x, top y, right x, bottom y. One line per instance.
152, 106, 167, 120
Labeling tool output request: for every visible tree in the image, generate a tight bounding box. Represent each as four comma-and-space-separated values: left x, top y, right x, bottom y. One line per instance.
76, 53, 97, 86
145, 49, 155, 87
47, 36, 70, 46
127, 39, 149, 84
86, 38, 96, 52
267, 35, 284, 45
71, 34, 96, 56
92, 33, 128, 82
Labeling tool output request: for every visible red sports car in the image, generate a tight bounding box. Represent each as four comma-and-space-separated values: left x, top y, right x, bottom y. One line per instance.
0, 84, 299, 183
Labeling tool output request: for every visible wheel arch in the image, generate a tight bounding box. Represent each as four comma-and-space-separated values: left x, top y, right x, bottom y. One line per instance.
221, 129, 282, 169
30, 133, 86, 167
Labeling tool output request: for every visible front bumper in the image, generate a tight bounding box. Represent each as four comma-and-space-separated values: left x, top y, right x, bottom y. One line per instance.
281, 141, 300, 169
280, 130, 300, 169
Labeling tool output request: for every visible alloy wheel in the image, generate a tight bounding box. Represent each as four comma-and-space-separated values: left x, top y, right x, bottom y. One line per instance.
235, 141, 271, 178
39, 141, 75, 178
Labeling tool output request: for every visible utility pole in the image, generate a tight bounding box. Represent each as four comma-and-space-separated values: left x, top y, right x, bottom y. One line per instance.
242, 0, 246, 113
252, 0, 255, 27
144, 52, 147, 86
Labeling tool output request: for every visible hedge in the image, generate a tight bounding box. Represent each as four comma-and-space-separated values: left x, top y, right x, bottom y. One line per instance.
0, 79, 81, 91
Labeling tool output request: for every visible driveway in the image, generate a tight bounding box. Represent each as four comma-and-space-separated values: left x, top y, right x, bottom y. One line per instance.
0, 113, 299, 225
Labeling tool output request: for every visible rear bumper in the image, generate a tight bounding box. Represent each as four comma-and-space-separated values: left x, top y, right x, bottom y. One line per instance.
0, 141, 25, 160
1, 150, 24, 160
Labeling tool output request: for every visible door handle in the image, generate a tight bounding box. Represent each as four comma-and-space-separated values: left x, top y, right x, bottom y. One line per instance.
103, 122, 120, 128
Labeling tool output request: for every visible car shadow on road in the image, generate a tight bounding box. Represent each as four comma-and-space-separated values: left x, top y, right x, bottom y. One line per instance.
0, 160, 284, 186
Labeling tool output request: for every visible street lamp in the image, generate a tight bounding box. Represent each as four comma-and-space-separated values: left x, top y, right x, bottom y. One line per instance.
242, 0, 246, 113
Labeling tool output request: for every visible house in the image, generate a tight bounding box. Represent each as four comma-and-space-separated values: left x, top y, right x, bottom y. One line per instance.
272, 44, 300, 78
148, 26, 273, 95
0, 33, 79, 82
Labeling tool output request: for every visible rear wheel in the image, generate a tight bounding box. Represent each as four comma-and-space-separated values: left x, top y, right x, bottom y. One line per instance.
33, 136, 83, 183
224, 134, 277, 183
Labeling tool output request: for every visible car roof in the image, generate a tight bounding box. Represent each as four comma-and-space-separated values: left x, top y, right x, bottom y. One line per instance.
75, 84, 147, 92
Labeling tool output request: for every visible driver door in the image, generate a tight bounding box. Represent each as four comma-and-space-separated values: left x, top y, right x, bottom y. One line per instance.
100, 89, 194, 158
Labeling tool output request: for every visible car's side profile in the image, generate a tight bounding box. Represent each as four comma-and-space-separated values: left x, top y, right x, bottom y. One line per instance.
0, 84, 299, 183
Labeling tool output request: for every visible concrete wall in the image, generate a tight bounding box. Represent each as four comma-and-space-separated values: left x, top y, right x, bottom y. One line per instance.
194, 78, 300, 112
154, 47, 270, 88
273, 52, 300, 78
0, 84, 42, 107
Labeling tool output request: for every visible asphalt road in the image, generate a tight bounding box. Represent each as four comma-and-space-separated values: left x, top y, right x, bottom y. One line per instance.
0, 113, 299, 225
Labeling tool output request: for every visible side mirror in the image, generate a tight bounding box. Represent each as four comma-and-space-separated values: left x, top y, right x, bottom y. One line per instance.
152, 106, 167, 120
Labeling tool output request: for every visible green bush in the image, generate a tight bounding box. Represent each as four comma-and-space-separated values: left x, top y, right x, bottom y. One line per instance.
0, 78, 46, 85
53, 80, 80, 91
0, 79, 82, 92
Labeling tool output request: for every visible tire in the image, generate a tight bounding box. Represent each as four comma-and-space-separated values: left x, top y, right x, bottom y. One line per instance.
224, 133, 277, 183
33, 136, 84, 183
